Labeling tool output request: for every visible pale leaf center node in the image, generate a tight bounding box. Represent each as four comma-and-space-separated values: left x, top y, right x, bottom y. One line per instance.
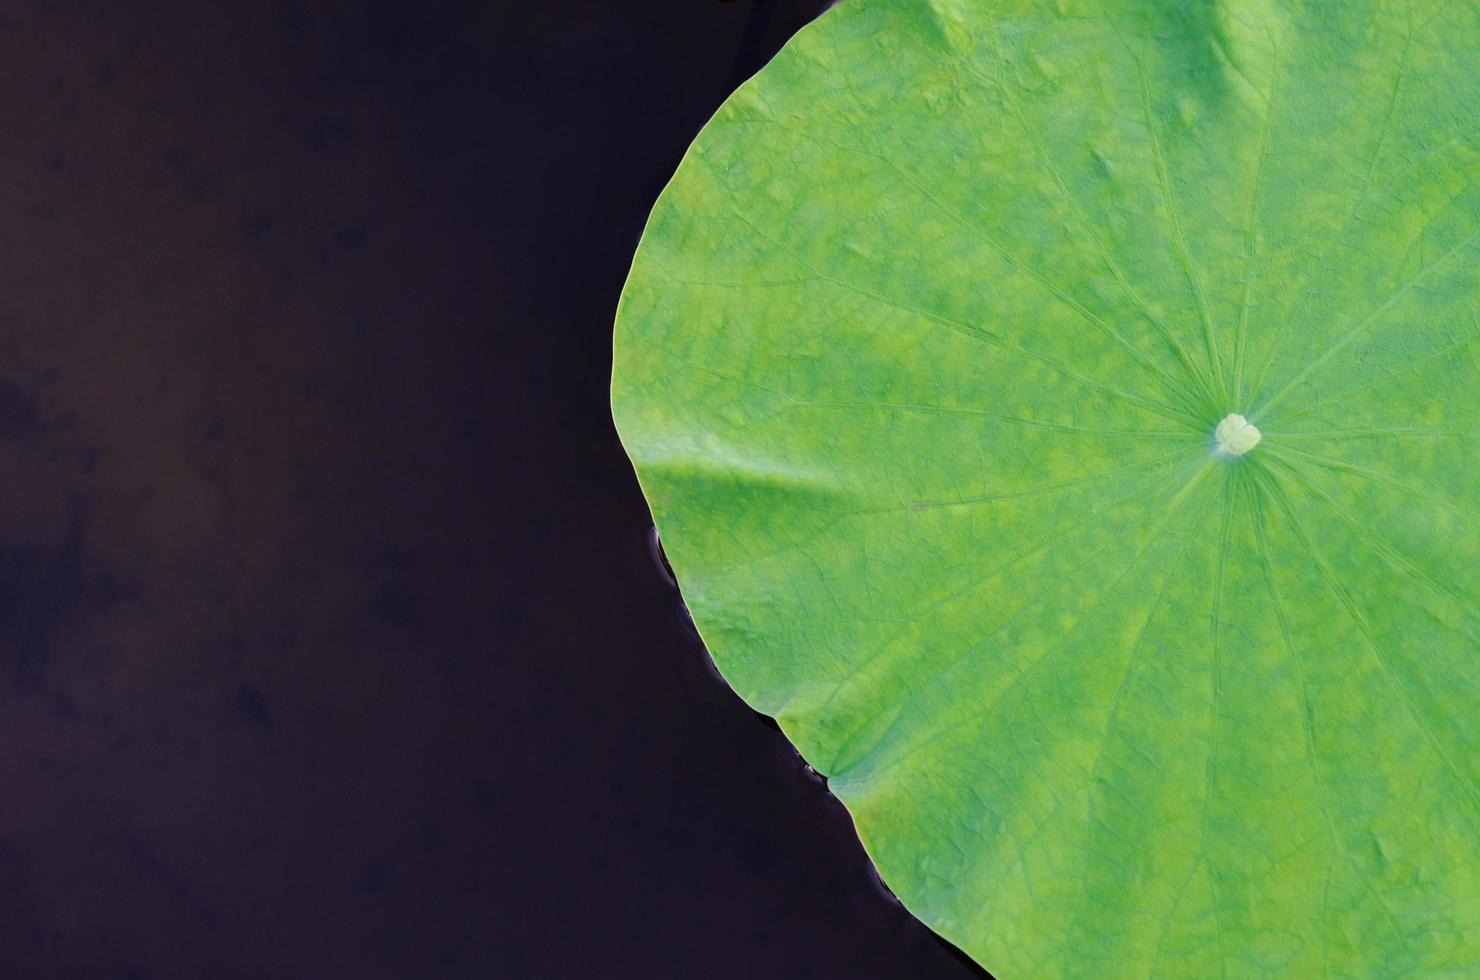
1213, 413, 1261, 457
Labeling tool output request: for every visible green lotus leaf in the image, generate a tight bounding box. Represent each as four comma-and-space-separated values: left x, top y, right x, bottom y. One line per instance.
611, 0, 1480, 975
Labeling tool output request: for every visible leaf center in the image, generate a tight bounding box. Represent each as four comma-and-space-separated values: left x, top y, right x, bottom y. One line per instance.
1213, 413, 1262, 457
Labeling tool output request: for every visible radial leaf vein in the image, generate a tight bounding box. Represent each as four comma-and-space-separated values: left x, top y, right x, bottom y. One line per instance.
1258, 220, 1480, 417
719, 202, 1202, 427
1233, 27, 1283, 406
1136, 57, 1226, 404
1265, 475, 1480, 815
962, 35, 1217, 414
854, 459, 1215, 784
1064, 479, 1221, 949
1246, 7, 1416, 400
821, 455, 1201, 766
1250, 470, 1414, 958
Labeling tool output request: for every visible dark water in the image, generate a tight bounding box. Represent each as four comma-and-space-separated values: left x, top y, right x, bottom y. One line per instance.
0, 1, 989, 977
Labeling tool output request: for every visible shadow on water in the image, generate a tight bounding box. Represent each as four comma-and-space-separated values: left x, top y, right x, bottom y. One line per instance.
0, 0, 999, 976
